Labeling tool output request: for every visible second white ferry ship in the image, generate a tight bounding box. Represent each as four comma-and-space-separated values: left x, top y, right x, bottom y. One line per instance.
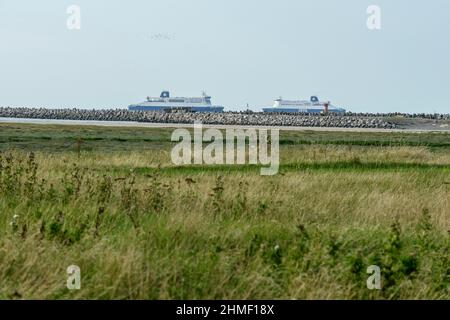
128, 91, 224, 112
263, 96, 346, 114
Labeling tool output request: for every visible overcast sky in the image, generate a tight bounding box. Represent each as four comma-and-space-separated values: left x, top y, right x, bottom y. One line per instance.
1, 0, 449, 113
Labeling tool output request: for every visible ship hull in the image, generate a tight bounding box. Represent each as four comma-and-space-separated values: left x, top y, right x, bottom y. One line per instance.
263, 107, 345, 114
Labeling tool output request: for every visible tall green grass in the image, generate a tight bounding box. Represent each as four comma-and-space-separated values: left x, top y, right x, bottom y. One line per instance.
0, 124, 448, 299
0, 150, 448, 299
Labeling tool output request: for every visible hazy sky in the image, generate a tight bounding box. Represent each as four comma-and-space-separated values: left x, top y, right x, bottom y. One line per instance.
1, 0, 449, 113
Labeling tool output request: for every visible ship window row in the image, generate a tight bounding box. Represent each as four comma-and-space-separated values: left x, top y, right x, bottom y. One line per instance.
146, 98, 210, 103
185, 98, 203, 103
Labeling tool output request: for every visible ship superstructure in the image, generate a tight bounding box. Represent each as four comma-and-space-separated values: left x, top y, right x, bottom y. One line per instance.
128, 91, 224, 112
263, 96, 346, 114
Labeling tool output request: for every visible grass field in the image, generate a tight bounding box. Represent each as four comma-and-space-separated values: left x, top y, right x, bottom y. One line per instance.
0, 123, 449, 299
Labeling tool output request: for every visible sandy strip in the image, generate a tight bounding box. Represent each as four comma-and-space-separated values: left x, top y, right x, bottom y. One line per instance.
0, 117, 449, 133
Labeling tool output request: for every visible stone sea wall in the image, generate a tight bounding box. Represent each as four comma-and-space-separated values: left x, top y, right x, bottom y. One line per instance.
0, 107, 448, 129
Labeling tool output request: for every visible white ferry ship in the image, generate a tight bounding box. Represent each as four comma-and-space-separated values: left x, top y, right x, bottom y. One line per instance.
263, 96, 346, 114
128, 91, 224, 112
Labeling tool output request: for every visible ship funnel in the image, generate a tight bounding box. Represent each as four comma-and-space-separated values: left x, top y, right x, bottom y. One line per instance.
324, 102, 329, 114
